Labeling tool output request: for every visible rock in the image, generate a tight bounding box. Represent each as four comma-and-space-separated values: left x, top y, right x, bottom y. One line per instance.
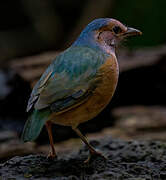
1, 138, 166, 179
111, 106, 166, 141
0, 140, 35, 162
113, 106, 166, 130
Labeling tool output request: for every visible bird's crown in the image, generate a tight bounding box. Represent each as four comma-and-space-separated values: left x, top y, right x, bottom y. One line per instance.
73, 18, 142, 52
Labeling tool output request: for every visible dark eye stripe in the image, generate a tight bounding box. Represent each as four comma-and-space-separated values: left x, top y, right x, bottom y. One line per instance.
112, 26, 122, 34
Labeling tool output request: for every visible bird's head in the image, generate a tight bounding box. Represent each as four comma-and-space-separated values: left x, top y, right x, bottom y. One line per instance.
73, 18, 142, 54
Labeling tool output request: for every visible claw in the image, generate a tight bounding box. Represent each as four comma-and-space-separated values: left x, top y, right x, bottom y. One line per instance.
84, 150, 107, 164
47, 151, 57, 159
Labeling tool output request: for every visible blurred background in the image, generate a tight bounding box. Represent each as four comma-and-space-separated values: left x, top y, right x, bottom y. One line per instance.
0, 0, 166, 162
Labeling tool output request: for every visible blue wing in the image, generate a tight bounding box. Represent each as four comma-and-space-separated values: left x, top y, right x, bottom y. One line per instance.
27, 46, 107, 113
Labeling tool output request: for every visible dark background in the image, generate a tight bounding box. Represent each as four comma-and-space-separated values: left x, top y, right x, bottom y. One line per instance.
0, 0, 165, 61
0, 0, 166, 161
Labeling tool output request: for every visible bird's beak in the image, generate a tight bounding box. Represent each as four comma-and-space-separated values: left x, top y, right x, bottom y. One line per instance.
123, 27, 142, 37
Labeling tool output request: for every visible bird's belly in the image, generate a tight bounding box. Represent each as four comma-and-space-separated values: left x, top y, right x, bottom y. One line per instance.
49, 56, 119, 127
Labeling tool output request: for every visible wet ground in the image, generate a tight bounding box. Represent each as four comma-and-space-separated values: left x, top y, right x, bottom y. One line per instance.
1, 138, 166, 179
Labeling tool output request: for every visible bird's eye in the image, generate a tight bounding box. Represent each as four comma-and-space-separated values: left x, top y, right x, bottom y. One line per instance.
112, 26, 122, 34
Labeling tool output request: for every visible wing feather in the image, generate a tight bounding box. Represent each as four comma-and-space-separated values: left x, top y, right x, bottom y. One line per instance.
27, 46, 107, 113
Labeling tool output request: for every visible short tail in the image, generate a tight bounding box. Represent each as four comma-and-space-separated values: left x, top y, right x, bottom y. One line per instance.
21, 109, 50, 142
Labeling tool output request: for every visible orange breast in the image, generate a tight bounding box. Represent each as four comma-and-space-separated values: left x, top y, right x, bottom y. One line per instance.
49, 54, 119, 128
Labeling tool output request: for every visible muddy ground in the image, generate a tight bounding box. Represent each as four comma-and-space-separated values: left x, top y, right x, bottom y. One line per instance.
1, 138, 166, 179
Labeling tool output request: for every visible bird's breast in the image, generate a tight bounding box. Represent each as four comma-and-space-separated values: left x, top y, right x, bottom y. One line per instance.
91, 53, 119, 109
50, 54, 119, 127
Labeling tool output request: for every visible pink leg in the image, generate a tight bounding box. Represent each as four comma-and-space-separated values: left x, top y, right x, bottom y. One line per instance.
45, 121, 57, 159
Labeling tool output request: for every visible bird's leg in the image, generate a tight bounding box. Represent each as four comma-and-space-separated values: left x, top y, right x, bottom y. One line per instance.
72, 127, 106, 163
45, 121, 57, 159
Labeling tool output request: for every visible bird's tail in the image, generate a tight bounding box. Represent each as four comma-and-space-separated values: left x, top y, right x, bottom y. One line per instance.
21, 109, 50, 142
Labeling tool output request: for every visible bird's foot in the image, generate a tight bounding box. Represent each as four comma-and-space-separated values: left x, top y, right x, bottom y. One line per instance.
84, 150, 107, 164
47, 151, 57, 160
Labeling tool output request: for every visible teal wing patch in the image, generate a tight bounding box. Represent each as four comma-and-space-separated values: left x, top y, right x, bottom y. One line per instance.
22, 109, 50, 142
27, 46, 107, 113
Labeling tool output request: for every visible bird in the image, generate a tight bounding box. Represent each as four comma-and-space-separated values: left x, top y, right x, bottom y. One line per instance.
22, 18, 142, 162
